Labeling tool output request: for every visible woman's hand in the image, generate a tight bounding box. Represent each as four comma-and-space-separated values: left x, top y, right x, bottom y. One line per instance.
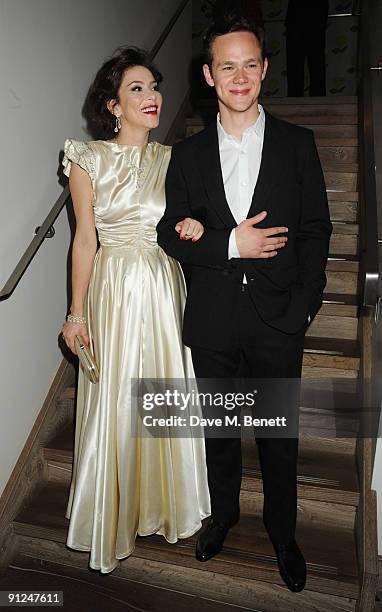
62, 322, 89, 354
175, 217, 204, 242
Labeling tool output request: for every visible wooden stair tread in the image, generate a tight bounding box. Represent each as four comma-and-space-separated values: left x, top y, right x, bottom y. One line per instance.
322, 293, 358, 306
12, 481, 359, 597
320, 293, 358, 317
304, 337, 358, 357
327, 191, 358, 201
303, 337, 360, 373
326, 255, 359, 272
241, 436, 358, 503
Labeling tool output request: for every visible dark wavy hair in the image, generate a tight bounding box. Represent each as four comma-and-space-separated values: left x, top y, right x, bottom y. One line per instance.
82, 46, 163, 140
203, 14, 266, 69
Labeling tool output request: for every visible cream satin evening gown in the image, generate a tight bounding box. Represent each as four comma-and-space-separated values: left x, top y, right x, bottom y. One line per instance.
62, 138, 211, 573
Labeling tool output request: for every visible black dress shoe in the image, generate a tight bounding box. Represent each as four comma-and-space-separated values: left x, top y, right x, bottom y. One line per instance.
196, 514, 239, 562
274, 540, 306, 592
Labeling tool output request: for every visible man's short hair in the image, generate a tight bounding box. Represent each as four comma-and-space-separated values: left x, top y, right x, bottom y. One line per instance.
203, 14, 267, 69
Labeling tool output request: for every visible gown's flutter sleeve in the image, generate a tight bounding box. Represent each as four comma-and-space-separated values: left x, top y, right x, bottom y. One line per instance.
62, 138, 96, 201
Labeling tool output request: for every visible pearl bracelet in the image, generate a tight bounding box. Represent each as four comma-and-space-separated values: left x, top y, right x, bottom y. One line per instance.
66, 314, 87, 325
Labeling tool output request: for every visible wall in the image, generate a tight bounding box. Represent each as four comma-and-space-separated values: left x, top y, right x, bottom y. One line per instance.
0, 0, 191, 498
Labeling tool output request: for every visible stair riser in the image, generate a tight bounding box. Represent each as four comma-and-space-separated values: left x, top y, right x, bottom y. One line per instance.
329, 202, 358, 223
262, 105, 357, 118
273, 115, 358, 126
325, 172, 358, 191
46, 460, 71, 484
330, 235, 358, 256
320, 302, 358, 317
307, 315, 358, 340
306, 125, 358, 139
320, 147, 357, 164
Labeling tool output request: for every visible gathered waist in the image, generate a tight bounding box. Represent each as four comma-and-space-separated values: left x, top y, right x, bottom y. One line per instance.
99, 243, 162, 253
100, 238, 160, 252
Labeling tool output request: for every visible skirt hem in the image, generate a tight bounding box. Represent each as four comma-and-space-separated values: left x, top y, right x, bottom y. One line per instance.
66, 510, 211, 574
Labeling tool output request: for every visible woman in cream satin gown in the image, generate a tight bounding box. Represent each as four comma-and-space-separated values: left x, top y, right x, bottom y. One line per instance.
61, 48, 210, 574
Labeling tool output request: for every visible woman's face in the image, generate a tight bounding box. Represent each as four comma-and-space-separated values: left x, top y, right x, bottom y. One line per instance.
109, 65, 162, 132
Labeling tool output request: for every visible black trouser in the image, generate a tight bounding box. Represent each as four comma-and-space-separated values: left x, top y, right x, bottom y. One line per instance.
191, 285, 305, 545
286, 22, 327, 96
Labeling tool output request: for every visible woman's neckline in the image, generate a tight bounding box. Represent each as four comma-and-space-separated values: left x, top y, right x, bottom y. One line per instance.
99, 139, 156, 148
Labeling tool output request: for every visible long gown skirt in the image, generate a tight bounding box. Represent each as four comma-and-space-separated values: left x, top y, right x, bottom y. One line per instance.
65, 243, 211, 573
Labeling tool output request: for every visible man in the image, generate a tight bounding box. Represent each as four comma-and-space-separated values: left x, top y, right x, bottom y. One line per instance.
286, 0, 329, 96
157, 16, 332, 593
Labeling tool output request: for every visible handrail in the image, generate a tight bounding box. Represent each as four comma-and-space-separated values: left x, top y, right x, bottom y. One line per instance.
150, 0, 189, 59
0, 0, 190, 302
357, 0, 380, 309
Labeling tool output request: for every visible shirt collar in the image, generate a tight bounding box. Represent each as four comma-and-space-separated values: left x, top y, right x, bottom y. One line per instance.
217, 104, 265, 146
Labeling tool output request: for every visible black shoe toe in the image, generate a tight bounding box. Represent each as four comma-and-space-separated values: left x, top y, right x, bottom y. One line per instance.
274, 540, 306, 593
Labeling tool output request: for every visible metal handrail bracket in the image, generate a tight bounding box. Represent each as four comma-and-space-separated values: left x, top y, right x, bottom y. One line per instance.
0, 186, 70, 301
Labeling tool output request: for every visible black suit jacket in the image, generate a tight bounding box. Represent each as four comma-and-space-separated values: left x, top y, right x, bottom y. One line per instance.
157, 111, 332, 350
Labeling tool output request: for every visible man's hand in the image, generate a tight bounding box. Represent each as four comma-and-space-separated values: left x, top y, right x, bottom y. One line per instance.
235, 211, 288, 258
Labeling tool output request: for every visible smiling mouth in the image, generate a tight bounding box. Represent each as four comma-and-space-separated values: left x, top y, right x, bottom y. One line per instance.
230, 89, 251, 96
141, 105, 158, 115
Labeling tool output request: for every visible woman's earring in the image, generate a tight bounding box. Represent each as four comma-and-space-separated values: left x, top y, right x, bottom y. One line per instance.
114, 115, 121, 133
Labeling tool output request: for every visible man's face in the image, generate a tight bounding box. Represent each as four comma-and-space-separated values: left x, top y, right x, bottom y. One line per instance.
203, 31, 268, 113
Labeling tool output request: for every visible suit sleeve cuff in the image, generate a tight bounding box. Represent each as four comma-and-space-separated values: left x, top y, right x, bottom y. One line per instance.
228, 228, 240, 259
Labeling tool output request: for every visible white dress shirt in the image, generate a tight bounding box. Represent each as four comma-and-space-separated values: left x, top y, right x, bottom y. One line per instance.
217, 104, 265, 282
217, 106, 311, 323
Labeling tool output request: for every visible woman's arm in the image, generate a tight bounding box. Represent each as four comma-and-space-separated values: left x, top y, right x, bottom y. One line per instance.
62, 163, 97, 354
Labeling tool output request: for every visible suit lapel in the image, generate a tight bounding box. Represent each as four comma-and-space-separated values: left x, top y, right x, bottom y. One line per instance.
247, 111, 286, 219
197, 123, 237, 228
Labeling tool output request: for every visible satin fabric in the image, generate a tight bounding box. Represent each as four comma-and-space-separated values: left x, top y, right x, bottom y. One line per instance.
62, 139, 211, 573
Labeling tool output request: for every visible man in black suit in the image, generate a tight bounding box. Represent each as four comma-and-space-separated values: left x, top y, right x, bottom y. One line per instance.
157, 15, 332, 593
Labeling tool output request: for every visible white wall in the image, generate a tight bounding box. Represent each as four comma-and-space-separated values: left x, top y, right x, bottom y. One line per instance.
0, 0, 191, 498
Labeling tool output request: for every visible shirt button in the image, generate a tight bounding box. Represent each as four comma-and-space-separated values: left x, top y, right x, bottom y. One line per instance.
241, 181, 247, 187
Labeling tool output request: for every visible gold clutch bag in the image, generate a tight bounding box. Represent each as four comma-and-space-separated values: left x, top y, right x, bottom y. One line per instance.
75, 336, 99, 383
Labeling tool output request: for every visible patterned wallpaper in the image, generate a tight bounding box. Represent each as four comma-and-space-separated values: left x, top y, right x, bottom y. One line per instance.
192, 0, 359, 96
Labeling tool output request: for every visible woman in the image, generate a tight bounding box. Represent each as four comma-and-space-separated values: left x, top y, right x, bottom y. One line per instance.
61, 47, 210, 574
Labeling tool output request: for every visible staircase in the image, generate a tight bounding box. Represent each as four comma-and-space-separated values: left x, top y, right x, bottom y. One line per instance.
7, 97, 378, 611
